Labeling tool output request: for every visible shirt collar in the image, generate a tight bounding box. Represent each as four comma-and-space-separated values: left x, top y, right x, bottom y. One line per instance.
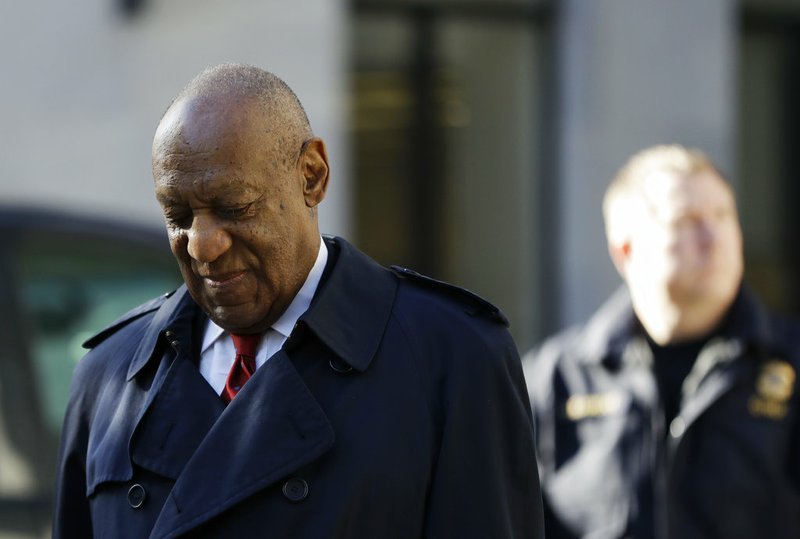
201, 238, 329, 352
272, 238, 328, 337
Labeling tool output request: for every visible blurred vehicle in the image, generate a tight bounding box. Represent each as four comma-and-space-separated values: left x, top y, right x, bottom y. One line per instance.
0, 206, 181, 538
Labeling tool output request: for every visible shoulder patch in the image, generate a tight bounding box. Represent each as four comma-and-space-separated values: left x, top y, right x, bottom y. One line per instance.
82, 291, 175, 349
390, 265, 509, 326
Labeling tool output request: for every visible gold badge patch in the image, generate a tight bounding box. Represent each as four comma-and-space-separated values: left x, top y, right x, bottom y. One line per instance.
565, 392, 624, 421
748, 359, 795, 420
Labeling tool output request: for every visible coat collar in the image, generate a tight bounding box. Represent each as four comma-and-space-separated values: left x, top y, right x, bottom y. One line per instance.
288, 236, 397, 372
127, 236, 397, 380
126, 285, 197, 381
719, 283, 770, 347
581, 283, 773, 368
577, 286, 638, 367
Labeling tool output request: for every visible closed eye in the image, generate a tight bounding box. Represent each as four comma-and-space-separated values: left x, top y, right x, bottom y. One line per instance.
217, 203, 253, 221
163, 209, 192, 229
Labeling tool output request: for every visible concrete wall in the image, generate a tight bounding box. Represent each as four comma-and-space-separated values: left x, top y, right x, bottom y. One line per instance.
1, 0, 747, 339
556, 0, 737, 327
0, 0, 350, 236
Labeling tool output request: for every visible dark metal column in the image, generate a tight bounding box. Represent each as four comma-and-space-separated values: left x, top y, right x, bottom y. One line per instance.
409, 7, 442, 275
781, 33, 800, 311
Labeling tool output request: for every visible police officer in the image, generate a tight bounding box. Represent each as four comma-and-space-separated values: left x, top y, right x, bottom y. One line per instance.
524, 145, 800, 538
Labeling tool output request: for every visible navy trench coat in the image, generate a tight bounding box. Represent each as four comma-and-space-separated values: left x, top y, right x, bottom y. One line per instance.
54, 237, 544, 538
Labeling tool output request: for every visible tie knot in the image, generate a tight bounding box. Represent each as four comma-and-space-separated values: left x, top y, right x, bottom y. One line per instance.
231, 333, 262, 358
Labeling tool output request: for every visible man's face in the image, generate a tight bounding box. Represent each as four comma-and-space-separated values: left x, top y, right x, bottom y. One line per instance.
151, 96, 320, 333
626, 169, 743, 309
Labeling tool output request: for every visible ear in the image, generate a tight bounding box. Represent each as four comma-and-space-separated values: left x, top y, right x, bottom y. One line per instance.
608, 238, 631, 279
299, 138, 329, 208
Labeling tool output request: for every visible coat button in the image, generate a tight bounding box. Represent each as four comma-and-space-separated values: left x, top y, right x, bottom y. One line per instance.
127, 483, 146, 509
329, 357, 353, 374
282, 478, 309, 502
164, 330, 180, 349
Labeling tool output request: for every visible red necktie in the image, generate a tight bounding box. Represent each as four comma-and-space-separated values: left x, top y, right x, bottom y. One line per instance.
222, 333, 262, 403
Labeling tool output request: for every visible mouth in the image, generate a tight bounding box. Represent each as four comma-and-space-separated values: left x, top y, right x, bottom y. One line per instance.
201, 270, 247, 289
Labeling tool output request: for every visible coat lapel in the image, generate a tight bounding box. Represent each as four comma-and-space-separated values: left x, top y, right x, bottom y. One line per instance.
149, 348, 335, 538
145, 237, 394, 537
131, 353, 224, 480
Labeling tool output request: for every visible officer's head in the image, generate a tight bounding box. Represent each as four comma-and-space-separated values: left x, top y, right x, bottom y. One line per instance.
603, 145, 743, 342
151, 63, 329, 334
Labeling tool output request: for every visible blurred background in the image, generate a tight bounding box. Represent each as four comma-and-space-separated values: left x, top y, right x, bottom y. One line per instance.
0, 0, 798, 536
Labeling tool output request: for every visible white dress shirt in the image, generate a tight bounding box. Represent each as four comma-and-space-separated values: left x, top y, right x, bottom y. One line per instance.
198, 239, 328, 395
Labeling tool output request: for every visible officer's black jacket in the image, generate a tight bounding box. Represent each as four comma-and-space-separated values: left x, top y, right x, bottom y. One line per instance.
524, 285, 800, 539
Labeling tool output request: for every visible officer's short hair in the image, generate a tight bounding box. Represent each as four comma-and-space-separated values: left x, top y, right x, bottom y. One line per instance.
603, 145, 728, 245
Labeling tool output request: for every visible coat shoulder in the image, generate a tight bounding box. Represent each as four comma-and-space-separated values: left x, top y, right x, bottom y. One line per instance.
525, 325, 585, 368
768, 311, 800, 350
389, 265, 508, 326
81, 290, 175, 349
523, 326, 583, 392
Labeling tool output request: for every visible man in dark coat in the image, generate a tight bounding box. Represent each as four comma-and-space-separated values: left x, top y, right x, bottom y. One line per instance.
53, 63, 544, 538
524, 145, 800, 538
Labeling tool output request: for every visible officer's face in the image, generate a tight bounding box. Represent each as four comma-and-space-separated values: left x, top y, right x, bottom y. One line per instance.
151, 95, 325, 334
629, 169, 743, 309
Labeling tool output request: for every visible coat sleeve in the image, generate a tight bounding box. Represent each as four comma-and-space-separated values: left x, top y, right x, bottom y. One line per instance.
421, 324, 545, 538
52, 359, 94, 538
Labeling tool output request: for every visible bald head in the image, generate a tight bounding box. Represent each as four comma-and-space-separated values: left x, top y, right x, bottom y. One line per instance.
155, 64, 313, 171
170, 63, 312, 136
151, 64, 330, 333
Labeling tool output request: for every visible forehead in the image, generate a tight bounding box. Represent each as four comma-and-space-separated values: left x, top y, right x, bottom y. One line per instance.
640, 169, 734, 218
152, 96, 282, 195
155, 96, 265, 157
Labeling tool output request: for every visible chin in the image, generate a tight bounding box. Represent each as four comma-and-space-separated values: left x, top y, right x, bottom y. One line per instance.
694, 281, 739, 307
206, 306, 258, 333
669, 277, 730, 306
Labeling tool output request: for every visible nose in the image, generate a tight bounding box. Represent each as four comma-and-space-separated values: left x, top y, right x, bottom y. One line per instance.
186, 214, 232, 263
696, 219, 716, 249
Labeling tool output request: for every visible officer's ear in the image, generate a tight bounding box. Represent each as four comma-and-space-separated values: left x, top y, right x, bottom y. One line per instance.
608, 238, 631, 279
299, 138, 329, 208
